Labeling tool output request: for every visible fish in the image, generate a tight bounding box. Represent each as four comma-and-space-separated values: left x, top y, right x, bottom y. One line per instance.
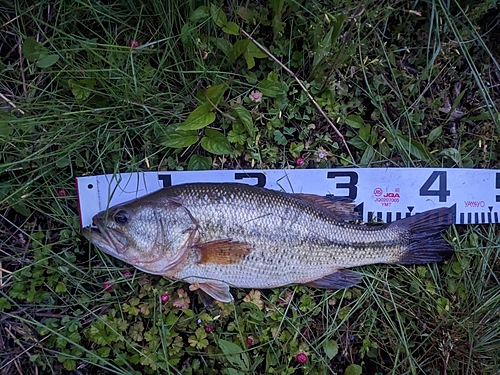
83, 182, 454, 302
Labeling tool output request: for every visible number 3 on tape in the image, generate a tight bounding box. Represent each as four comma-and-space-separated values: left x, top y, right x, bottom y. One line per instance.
327, 171, 358, 200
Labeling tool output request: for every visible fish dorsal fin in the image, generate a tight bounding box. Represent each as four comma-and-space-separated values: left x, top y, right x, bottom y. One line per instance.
196, 239, 251, 265
305, 269, 363, 289
189, 281, 233, 303
292, 194, 359, 222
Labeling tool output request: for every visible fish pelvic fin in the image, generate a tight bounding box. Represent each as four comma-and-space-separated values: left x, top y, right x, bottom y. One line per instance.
305, 269, 363, 289
196, 239, 251, 265
196, 289, 216, 308
292, 194, 359, 222
392, 206, 455, 265
189, 281, 233, 303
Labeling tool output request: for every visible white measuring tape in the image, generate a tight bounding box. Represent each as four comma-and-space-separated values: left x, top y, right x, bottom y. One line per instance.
77, 168, 500, 228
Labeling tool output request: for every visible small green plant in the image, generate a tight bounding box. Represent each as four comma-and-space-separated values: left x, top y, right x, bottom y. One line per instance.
22, 37, 60, 68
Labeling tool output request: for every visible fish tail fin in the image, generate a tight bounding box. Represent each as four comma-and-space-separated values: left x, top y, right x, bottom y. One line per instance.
390, 206, 455, 264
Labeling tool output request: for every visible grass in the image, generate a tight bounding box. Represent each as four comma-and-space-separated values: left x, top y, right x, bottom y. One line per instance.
1, 0, 499, 374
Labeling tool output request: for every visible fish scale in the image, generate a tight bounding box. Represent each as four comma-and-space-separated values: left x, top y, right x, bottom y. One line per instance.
84, 182, 454, 302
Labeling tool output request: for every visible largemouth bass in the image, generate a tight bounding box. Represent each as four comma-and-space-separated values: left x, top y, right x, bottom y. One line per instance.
83, 183, 454, 302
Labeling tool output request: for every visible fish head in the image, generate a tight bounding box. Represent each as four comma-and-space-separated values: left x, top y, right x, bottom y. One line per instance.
83, 196, 198, 275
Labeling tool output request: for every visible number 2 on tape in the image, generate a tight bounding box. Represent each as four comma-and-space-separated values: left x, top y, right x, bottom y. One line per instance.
419, 171, 451, 202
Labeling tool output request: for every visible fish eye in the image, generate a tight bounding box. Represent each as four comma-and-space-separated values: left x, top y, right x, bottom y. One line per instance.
114, 210, 129, 224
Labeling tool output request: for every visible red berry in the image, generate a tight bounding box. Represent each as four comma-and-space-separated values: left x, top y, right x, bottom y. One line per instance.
246, 336, 254, 346
57, 189, 67, 197
161, 293, 169, 303
129, 39, 140, 48
103, 281, 114, 291
296, 352, 307, 364
122, 269, 132, 278
204, 325, 214, 333
296, 157, 305, 166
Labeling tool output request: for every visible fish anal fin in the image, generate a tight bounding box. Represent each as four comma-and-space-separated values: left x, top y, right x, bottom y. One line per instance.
293, 194, 359, 222
189, 281, 233, 303
197, 239, 251, 265
305, 269, 363, 289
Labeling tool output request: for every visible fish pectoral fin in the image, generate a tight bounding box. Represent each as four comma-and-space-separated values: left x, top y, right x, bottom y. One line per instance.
305, 269, 363, 289
189, 281, 233, 303
292, 194, 359, 222
196, 239, 251, 265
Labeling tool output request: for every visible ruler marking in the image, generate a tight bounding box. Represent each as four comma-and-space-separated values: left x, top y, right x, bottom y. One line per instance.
496, 173, 500, 202
158, 175, 172, 188
77, 169, 500, 227
235, 172, 266, 187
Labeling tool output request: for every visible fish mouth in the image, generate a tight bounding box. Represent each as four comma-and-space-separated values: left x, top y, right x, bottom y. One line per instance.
83, 220, 129, 256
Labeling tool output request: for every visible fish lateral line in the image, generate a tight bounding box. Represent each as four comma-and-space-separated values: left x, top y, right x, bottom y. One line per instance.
242, 212, 273, 224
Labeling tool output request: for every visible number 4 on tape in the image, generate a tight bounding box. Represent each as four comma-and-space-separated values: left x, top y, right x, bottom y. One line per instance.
419, 171, 451, 202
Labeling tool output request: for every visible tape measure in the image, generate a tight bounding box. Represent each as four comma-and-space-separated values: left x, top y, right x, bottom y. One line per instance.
77, 168, 500, 228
